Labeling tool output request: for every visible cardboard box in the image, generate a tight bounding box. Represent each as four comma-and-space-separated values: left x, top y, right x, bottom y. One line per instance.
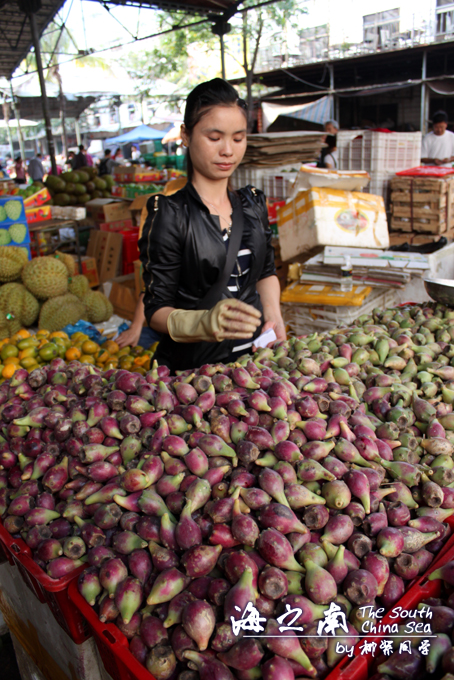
23, 187, 51, 208
99, 219, 133, 232
87, 230, 122, 283
25, 205, 52, 225
113, 166, 162, 184
86, 198, 132, 223
108, 274, 139, 321
134, 259, 143, 298
277, 188, 389, 262
73, 255, 99, 288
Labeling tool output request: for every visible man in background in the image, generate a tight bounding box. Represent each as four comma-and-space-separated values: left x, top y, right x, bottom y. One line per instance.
28, 153, 45, 182
73, 144, 87, 170
324, 119, 339, 136
421, 111, 454, 167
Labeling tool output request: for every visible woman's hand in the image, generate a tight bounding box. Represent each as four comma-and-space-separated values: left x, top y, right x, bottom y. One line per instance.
116, 324, 142, 349
253, 318, 286, 351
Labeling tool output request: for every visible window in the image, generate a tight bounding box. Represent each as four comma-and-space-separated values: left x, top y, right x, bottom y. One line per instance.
363, 9, 400, 48
299, 25, 330, 61
436, 0, 454, 35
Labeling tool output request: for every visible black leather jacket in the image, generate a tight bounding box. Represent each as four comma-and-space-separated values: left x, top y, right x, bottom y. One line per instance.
139, 181, 276, 372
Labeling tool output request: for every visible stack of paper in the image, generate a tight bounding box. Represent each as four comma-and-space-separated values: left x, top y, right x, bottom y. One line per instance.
241, 132, 325, 167
300, 247, 430, 289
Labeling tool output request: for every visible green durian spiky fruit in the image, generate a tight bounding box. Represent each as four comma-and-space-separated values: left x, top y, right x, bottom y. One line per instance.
39, 293, 86, 332
0, 246, 29, 266
0, 282, 39, 328
22, 256, 68, 299
84, 290, 113, 324
68, 274, 89, 300
0, 258, 22, 282
54, 251, 76, 277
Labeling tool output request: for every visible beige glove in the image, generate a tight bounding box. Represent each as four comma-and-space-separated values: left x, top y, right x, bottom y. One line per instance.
167, 299, 262, 343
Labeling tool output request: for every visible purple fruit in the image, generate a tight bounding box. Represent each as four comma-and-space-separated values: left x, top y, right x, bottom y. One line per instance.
361, 552, 390, 596
183, 651, 235, 680
264, 618, 316, 676
146, 643, 176, 680
257, 528, 304, 573
377, 527, 405, 558
78, 570, 101, 606
303, 505, 329, 530
99, 558, 128, 598
258, 566, 288, 600
343, 569, 378, 605
182, 600, 215, 651
224, 567, 256, 621
128, 549, 152, 584
181, 544, 222, 578
322, 514, 354, 544
304, 559, 337, 605
147, 568, 190, 605
163, 592, 196, 628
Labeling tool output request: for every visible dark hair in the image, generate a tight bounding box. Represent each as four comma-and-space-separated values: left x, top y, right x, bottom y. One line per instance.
320, 135, 337, 165
433, 111, 448, 125
79, 144, 85, 151
184, 78, 247, 181
15, 156, 21, 162
105, 149, 111, 156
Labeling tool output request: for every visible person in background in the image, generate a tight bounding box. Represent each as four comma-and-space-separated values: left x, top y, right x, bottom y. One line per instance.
14, 156, 26, 184
114, 147, 124, 163
421, 111, 454, 167
131, 145, 140, 161
85, 148, 94, 167
318, 135, 338, 169
28, 152, 45, 182
99, 149, 117, 176
324, 119, 339, 136
73, 144, 87, 170
66, 151, 76, 169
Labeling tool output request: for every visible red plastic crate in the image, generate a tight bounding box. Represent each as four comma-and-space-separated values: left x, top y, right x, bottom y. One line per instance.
326, 537, 454, 680
395, 166, 454, 177
0, 520, 90, 644
68, 579, 155, 680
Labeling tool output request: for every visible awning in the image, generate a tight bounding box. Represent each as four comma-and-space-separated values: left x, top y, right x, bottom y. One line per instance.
262, 96, 333, 131
107, 124, 171, 144
428, 80, 454, 95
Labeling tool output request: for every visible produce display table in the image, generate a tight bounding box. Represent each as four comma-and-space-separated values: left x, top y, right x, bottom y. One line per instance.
28, 219, 87, 269
394, 241, 454, 305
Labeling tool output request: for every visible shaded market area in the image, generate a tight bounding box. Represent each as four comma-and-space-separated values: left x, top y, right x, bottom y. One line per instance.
1, 0, 454, 679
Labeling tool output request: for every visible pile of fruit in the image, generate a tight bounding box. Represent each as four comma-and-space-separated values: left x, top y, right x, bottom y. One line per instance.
45, 168, 114, 207
0, 249, 113, 336
2, 302, 454, 679
0, 331, 156, 381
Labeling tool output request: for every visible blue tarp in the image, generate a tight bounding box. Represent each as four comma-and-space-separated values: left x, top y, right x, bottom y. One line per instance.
107, 124, 171, 144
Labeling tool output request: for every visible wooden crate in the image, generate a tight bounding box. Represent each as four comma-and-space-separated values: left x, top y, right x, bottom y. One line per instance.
390, 176, 454, 234
389, 229, 454, 247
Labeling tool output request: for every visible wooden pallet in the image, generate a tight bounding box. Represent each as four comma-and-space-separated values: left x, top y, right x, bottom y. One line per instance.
390, 215, 449, 233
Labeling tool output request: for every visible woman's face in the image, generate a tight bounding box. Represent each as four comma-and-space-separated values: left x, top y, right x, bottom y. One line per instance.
182, 104, 247, 181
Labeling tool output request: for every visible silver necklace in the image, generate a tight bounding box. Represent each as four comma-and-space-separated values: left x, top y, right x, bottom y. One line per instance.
201, 196, 233, 236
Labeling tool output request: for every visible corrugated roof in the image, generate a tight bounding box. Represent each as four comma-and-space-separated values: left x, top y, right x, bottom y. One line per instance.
0, 0, 239, 79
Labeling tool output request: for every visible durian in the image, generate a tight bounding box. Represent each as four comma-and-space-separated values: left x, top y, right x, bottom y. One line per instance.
0, 283, 39, 327
0, 246, 29, 266
84, 290, 113, 323
54, 251, 76, 277
22, 256, 68, 299
68, 274, 89, 300
0, 258, 22, 282
39, 293, 86, 332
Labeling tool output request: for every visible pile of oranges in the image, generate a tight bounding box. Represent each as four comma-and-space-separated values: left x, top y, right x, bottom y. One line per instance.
0, 329, 158, 380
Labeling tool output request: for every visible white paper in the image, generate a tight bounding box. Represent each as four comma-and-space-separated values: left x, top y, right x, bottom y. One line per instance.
254, 328, 277, 348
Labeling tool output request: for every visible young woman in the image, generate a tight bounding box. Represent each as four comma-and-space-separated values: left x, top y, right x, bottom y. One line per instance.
139, 78, 285, 372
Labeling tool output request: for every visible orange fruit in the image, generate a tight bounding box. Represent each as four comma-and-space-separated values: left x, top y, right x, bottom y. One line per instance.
104, 340, 119, 354
2, 364, 17, 379
81, 340, 98, 355
65, 347, 81, 361
80, 354, 95, 364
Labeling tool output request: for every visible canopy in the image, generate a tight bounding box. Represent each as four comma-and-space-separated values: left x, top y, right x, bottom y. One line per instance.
107, 124, 170, 144
262, 96, 333, 132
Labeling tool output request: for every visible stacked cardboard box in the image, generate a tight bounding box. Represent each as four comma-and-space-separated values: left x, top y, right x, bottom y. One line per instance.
389, 175, 454, 246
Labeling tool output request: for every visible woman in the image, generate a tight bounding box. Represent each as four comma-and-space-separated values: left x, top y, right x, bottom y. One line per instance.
318, 134, 338, 170
14, 156, 26, 184
139, 78, 285, 373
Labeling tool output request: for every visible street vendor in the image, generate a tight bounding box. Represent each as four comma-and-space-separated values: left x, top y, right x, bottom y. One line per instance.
139, 78, 285, 373
421, 110, 454, 167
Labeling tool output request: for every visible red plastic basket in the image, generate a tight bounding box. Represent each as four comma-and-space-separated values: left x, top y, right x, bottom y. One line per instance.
395, 166, 454, 177
0, 520, 90, 644
68, 579, 155, 680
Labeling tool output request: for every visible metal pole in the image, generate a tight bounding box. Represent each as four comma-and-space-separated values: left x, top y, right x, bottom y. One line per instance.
28, 11, 57, 175
420, 49, 427, 135
74, 118, 81, 145
220, 34, 226, 79
2, 101, 15, 159
9, 83, 25, 161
